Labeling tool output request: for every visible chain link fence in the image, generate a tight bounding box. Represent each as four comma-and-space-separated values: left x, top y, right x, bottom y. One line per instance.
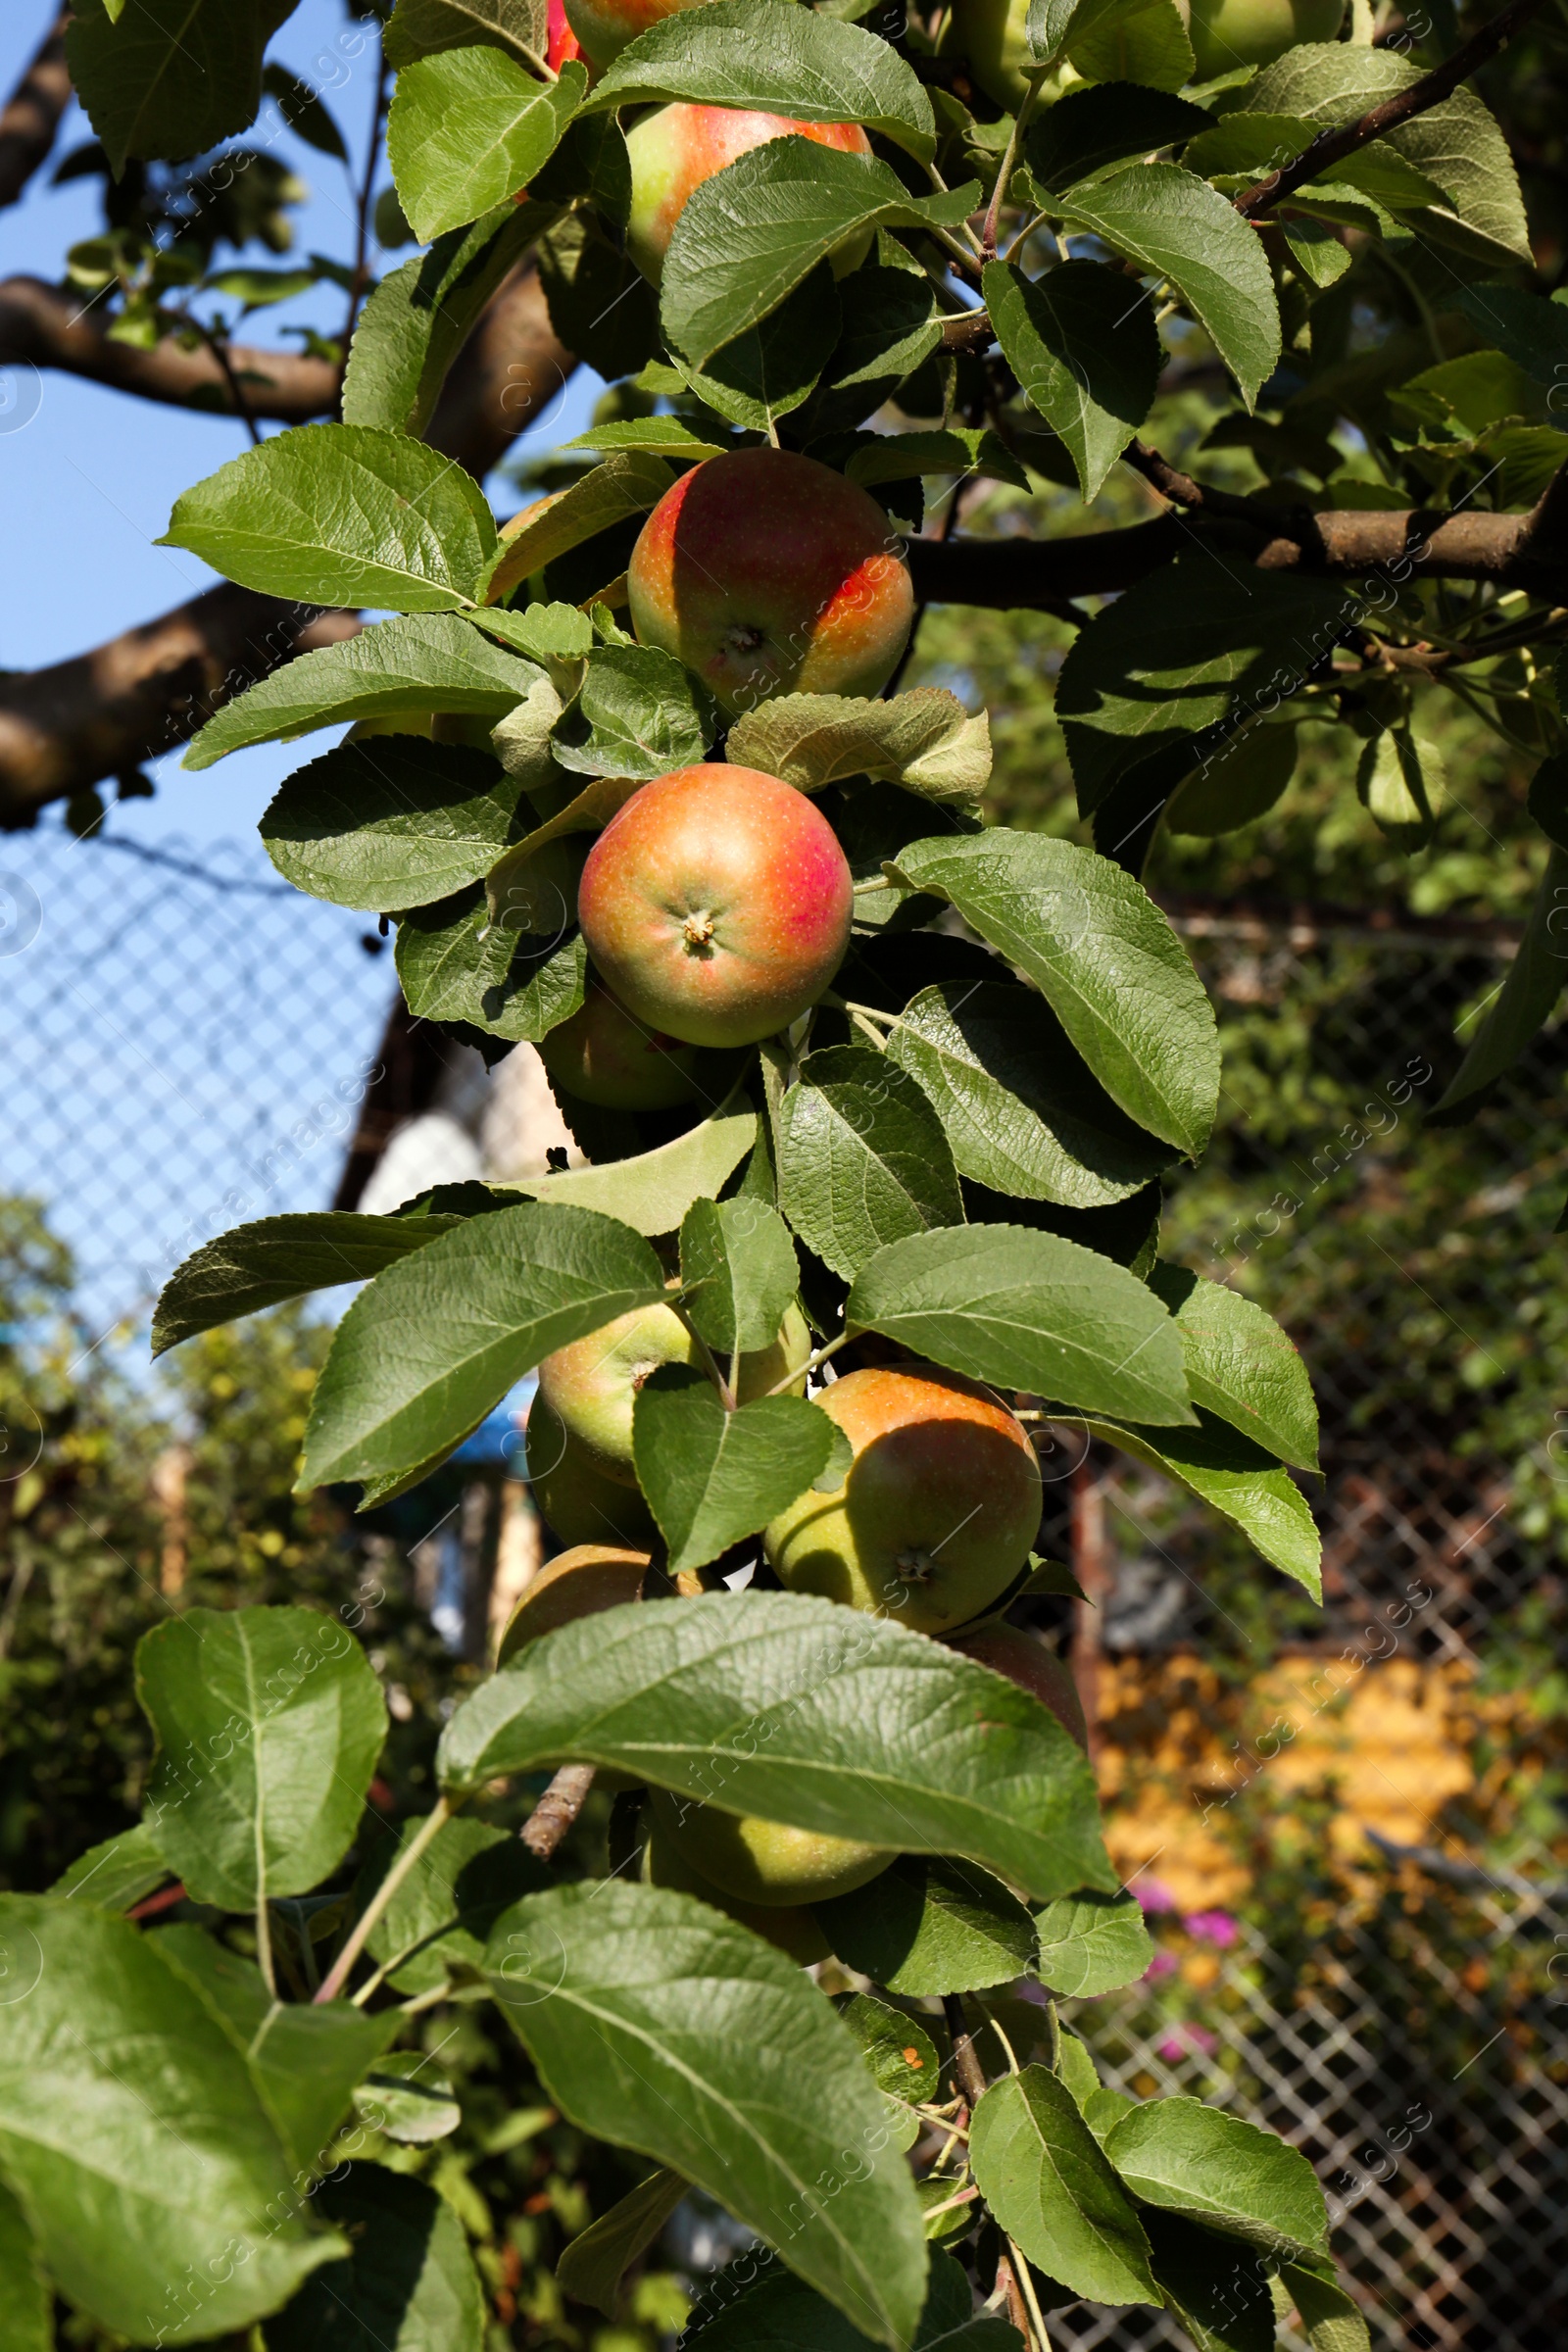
2, 828, 1564, 2348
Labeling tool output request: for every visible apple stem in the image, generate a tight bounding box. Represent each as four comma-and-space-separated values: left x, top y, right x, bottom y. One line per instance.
672, 1303, 736, 1410
765, 1330, 849, 1397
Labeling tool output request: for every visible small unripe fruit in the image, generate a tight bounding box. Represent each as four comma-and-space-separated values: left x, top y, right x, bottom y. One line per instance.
625, 104, 874, 284
496, 1543, 650, 1666
764, 1366, 1042, 1637
538, 1299, 811, 1483
526, 1394, 660, 1548
628, 450, 914, 715
577, 764, 854, 1048
564, 0, 711, 69
646, 1786, 891, 1908
538, 980, 701, 1109
642, 1811, 831, 1963
937, 0, 1034, 113
947, 1625, 1090, 1751
1181, 0, 1346, 79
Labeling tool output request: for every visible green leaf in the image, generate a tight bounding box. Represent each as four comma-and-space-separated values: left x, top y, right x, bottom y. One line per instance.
484, 452, 675, 603
1142, 2209, 1276, 2352
569, 417, 729, 459
1066, 0, 1193, 92
556, 2170, 689, 2320
816, 1853, 1037, 1995
673, 267, 843, 433
1104, 2095, 1330, 2260
344, 200, 553, 437
49, 1821, 170, 1912
681, 1196, 800, 1355
847, 1224, 1193, 1426
151, 1923, 398, 2175
488, 1883, 925, 2345
662, 141, 981, 369
261, 740, 525, 911
1280, 217, 1352, 290
1082, 2085, 1135, 2142
440, 1590, 1112, 1899
727, 688, 990, 804
501, 1090, 759, 1234
1147, 1263, 1318, 1472
0, 1896, 342, 2342
982, 259, 1160, 501
777, 1046, 964, 1282
686, 2252, 1014, 2348
136, 1605, 387, 1910
1054, 2028, 1101, 2111
537, 210, 662, 379
886, 981, 1174, 1209
846, 427, 1028, 493
1086, 1412, 1321, 1597
66, 0, 296, 174
204, 264, 322, 311
970, 2067, 1160, 2305
888, 831, 1218, 1159
1275, 2262, 1371, 2352
302, 1201, 665, 1492
0, 2180, 49, 2352
364, 1812, 550, 1993
1026, 82, 1211, 192
584, 1, 936, 160
388, 49, 585, 244
384, 0, 550, 71
473, 599, 595, 662
1356, 727, 1445, 852
836, 1992, 941, 2102
1432, 842, 1568, 1119
183, 613, 546, 769
395, 890, 587, 1042
807, 263, 943, 433
1164, 721, 1298, 837
1451, 282, 1568, 388
1032, 1886, 1152, 1995
552, 644, 718, 778
633, 1368, 838, 1573
153, 1210, 465, 1357
160, 424, 497, 611
262, 2168, 484, 2352
1054, 164, 1280, 408
352, 2052, 462, 2144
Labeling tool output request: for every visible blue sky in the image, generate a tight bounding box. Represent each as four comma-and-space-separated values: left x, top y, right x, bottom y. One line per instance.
0, 0, 601, 849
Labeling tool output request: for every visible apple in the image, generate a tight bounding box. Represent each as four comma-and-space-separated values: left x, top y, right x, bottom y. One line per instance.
937, 0, 1038, 113
525, 1393, 660, 1547
496, 1542, 651, 1666
625, 104, 874, 284
576, 763, 855, 1047
946, 1625, 1090, 1752
538, 1298, 812, 1482
645, 1786, 891, 1908
564, 0, 713, 70
546, 0, 583, 70
538, 979, 701, 1109
641, 1810, 832, 1962
627, 450, 915, 715
764, 1366, 1043, 1638
1181, 0, 1346, 78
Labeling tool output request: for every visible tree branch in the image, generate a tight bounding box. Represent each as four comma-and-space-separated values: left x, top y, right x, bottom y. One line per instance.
1234, 0, 1555, 220
520, 1764, 597, 1858
424, 259, 578, 480
0, 276, 342, 421
0, 8, 71, 211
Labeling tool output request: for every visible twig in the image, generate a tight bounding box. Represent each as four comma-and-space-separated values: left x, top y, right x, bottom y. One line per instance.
521, 1763, 598, 1858
995, 2251, 1035, 2346
1234, 0, 1556, 220
189, 318, 262, 446
943, 1992, 990, 2108
315, 1793, 455, 2003
342, 48, 392, 358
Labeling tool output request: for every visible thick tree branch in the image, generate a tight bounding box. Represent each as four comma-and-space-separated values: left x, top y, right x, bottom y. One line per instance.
0, 276, 342, 421
1235, 0, 1555, 219
0, 9, 71, 211
425, 260, 578, 480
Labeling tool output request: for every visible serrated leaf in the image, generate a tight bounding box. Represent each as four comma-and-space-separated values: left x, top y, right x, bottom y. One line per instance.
352, 2051, 461, 2144
837, 1993, 941, 2102
262, 2167, 485, 2352
1064, 0, 1192, 90
1107, 2097, 1330, 2259
847, 427, 1028, 491
887, 981, 1174, 1209
971, 2067, 1160, 2305
537, 209, 662, 378
439, 1590, 1113, 1900
484, 452, 675, 603
583, 1, 936, 160
1032, 1887, 1152, 1996
552, 643, 718, 777
396, 890, 587, 1041
500, 1089, 758, 1234
982, 258, 1160, 501
184, 613, 547, 769
662, 140, 981, 369
1147, 1263, 1318, 1472
680, 1196, 800, 1355
685, 2251, 1010, 2349
672, 267, 843, 432
388, 49, 585, 243
300, 1202, 666, 1492
847, 1224, 1193, 1426
365, 1814, 549, 1992
261, 740, 525, 911
816, 1853, 1037, 1995
568, 418, 729, 458
343, 199, 553, 436
160, 424, 497, 610
727, 689, 990, 803
1356, 728, 1445, 851
1143, 2209, 1276, 2352
66, 0, 296, 175
888, 831, 1218, 1159
1451, 282, 1568, 388
0, 2180, 48, 2352
49, 1821, 170, 1913
1054, 164, 1279, 408
1433, 840, 1568, 1119
153, 1210, 466, 1356
1276, 2262, 1372, 2352
487, 1882, 926, 2346
137, 1605, 386, 1910
1085, 1412, 1321, 1596
1026, 81, 1211, 192
808, 263, 943, 432
384, 0, 550, 71
556, 2170, 689, 2320
777, 1045, 964, 1282
633, 1368, 838, 1572
0, 1897, 342, 2342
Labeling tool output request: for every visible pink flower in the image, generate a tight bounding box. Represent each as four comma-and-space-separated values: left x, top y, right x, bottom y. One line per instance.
1137, 1880, 1178, 1915
1156, 2025, 1218, 2062
1144, 1952, 1179, 1983
1183, 1910, 1240, 1948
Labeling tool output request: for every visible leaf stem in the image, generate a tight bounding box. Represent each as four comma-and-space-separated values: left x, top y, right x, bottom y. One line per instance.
982, 70, 1048, 263
672, 1301, 735, 1410
1045, 1993, 1061, 2076
762, 1330, 849, 1398
1010, 2238, 1054, 2349
255, 1896, 276, 1998
315, 1793, 455, 2004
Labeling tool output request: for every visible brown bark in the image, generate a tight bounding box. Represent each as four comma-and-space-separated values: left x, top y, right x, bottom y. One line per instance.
0, 276, 342, 421
0, 9, 71, 211
424, 260, 578, 481
520, 1764, 598, 1858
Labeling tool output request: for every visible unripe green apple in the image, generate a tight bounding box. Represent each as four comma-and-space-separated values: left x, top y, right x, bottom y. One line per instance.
946, 1625, 1090, 1751
576, 763, 855, 1047
625, 104, 874, 284
538, 1299, 812, 1484
1180, 0, 1346, 78
538, 980, 701, 1109
564, 0, 712, 69
496, 1542, 651, 1667
764, 1366, 1042, 1637
526, 1394, 660, 1547
645, 1786, 891, 1908
642, 1812, 832, 1962
937, 0, 1034, 113
627, 450, 915, 715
